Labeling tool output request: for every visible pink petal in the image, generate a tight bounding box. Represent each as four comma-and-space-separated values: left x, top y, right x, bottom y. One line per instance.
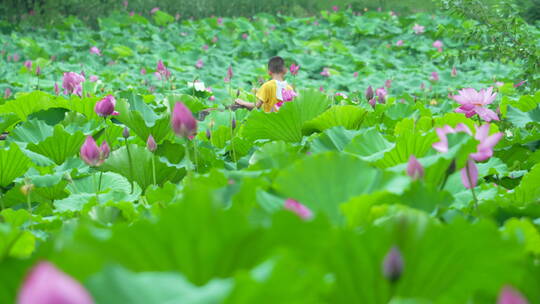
497, 285, 529, 304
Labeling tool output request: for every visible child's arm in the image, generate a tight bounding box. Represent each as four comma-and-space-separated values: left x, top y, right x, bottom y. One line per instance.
235, 98, 263, 110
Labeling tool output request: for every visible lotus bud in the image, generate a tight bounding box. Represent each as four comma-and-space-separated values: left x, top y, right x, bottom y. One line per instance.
94, 95, 116, 117
232, 118, 236, 130
147, 134, 157, 152
461, 159, 478, 189
365, 86, 374, 101
17, 261, 94, 304
36, 66, 41, 76
497, 285, 529, 304
80, 136, 101, 166
122, 127, 130, 139
206, 129, 211, 140
171, 102, 197, 138
100, 141, 110, 159
20, 183, 34, 196
406, 155, 424, 180
284, 198, 313, 220
382, 246, 404, 283
54, 83, 59, 95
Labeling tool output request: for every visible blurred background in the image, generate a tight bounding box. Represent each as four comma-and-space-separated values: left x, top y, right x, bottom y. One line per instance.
0, 0, 538, 27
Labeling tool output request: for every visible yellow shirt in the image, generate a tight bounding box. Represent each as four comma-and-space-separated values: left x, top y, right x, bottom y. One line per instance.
256, 80, 294, 112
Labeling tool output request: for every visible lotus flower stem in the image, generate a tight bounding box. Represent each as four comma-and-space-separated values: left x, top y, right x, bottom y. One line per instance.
124, 138, 135, 194
93, 173, 100, 204
228, 83, 237, 164
466, 166, 479, 209
184, 140, 192, 175
151, 156, 157, 186
192, 138, 199, 172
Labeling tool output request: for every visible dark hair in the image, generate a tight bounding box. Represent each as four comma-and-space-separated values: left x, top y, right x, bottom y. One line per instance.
268, 56, 285, 74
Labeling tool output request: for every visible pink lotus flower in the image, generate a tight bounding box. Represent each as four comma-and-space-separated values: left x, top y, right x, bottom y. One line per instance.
282, 89, 297, 102
62, 72, 85, 96
290, 63, 300, 76
223, 66, 233, 82
319, 86, 324, 92
24, 60, 32, 70
242, 33, 248, 40
461, 159, 478, 189
514, 80, 526, 88
369, 98, 377, 108
140, 68, 146, 75
453, 87, 499, 122
89, 46, 101, 56
413, 24, 425, 34
432, 40, 443, 49
36, 66, 41, 76
17, 261, 94, 304
123, 0, 128, 8
54, 83, 59, 95
406, 155, 424, 180
209, 96, 215, 101
129, 11, 135, 16
495, 81, 504, 87
353, 71, 359, 78
80, 136, 109, 167
150, 7, 159, 14
89, 75, 98, 82
212, 36, 218, 43
365, 86, 374, 100
451, 66, 457, 77
332, 5, 339, 12
202, 44, 209, 51
382, 246, 404, 282
320, 68, 330, 77
147, 134, 157, 152
4, 87, 11, 99
376, 87, 387, 103
195, 59, 204, 69
432, 123, 503, 162
284, 198, 313, 220
497, 285, 529, 304
430, 71, 439, 82
171, 102, 197, 138
13, 53, 20, 61
396, 40, 404, 46
335, 92, 348, 99
217, 17, 223, 25
385, 79, 392, 89
156, 60, 171, 80
94, 95, 118, 117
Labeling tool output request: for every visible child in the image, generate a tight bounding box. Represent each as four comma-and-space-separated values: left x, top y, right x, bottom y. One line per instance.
235, 56, 294, 112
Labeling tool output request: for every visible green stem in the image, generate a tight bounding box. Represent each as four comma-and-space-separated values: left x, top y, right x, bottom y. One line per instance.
229, 109, 237, 163
193, 138, 199, 172
184, 139, 192, 175
26, 191, 32, 213
151, 156, 157, 186
465, 163, 479, 209
93, 173, 100, 204
124, 138, 135, 194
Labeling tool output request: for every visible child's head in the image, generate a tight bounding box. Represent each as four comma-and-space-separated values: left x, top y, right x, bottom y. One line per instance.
268, 56, 286, 76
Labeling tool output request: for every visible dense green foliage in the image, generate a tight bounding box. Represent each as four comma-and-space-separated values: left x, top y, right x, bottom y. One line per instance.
0, 6, 539, 303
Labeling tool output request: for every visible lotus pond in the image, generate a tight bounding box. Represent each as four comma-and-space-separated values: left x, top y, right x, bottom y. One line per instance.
0, 6, 539, 304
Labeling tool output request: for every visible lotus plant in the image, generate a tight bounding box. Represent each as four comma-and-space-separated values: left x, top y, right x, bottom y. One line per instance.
172, 102, 198, 171
407, 155, 424, 180
80, 136, 109, 167
382, 246, 404, 283
94, 95, 118, 117
320, 68, 330, 77
147, 134, 157, 185
432, 40, 443, 52
413, 24, 425, 34
284, 198, 313, 220
17, 261, 94, 304
195, 59, 204, 69
62, 72, 85, 96
497, 285, 529, 304
452, 87, 499, 122
376, 87, 387, 104
89, 46, 101, 56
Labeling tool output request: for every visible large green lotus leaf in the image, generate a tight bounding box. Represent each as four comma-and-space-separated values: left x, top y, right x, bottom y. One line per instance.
0, 91, 66, 121
26, 125, 85, 165
248, 141, 302, 171
344, 127, 395, 162
273, 152, 409, 222
242, 89, 330, 142
302, 105, 367, 134
506, 106, 540, 128
374, 130, 438, 169
0, 223, 35, 260
307, 126, 361, 153
0, 143, 31, 188
86, 266, 232, 304
99, 144, 185, 190
508, 163, 540, 205
327, 218, 526, 303
115, 99, 173, 143
503, 218, 540, 255
64, 96, 101, 120
0, 114, 20, 133
8, 119, 54, 144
